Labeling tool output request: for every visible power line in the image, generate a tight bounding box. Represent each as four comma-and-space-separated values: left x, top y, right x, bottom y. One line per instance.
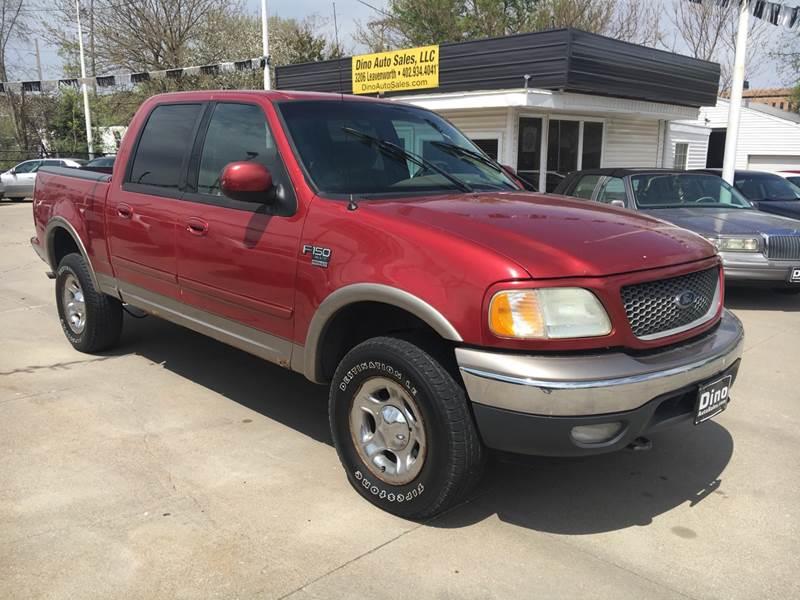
14, 0, 154, 14
353, 0, 391, 19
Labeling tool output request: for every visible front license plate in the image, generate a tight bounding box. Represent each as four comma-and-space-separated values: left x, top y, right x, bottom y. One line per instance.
789, 267, 800, 284
695, 375, 732, 425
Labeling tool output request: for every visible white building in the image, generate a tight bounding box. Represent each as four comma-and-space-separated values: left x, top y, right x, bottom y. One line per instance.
397, 88, 699, 191
672, 99, 800, 172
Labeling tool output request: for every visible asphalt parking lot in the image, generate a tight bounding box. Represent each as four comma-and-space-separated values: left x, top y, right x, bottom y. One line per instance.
1, 200, 798, 600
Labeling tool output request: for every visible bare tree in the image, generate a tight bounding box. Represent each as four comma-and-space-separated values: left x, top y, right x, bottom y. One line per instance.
0, 0, 25, 82
606, 0, 664, 47
1, 0, 35, 153
668, 0, 770, 91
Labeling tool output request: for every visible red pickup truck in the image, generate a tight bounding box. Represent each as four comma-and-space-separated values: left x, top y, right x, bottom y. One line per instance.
31, 91, 744, 518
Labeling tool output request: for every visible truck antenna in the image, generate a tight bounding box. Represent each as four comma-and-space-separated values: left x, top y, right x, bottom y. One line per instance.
333, 2, 344, 99
347, 194, 359, 211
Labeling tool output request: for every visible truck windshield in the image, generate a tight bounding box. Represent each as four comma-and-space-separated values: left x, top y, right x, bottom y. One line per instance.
277, 100, 520, 197
631, 173, 752, 209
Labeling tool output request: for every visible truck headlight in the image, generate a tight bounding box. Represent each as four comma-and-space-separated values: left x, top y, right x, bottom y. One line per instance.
488, 288, 612, 339
707, 237, 761, 252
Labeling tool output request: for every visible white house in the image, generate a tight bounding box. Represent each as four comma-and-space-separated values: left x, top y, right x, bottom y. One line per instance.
673, 99, 800, 172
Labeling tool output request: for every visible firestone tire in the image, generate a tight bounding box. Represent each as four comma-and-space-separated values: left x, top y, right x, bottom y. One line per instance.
55, 253, 123, 353
329, 336, 484, 520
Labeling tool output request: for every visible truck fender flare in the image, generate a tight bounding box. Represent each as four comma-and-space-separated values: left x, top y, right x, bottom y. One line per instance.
298, 283, 463, 383
44, 217, 101, 291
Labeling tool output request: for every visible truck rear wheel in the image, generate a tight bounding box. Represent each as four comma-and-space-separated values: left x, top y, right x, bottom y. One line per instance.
329, 336, 484, 519
55, 253, 123, 353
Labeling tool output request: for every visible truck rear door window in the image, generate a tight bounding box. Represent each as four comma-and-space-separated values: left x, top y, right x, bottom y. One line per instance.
128, 104, 202, 191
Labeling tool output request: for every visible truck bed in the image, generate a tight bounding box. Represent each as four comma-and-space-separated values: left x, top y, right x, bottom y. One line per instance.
32, 166, 114, 278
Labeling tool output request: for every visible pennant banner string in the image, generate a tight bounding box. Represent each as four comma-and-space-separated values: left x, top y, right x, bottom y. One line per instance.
0, 57, 268, 94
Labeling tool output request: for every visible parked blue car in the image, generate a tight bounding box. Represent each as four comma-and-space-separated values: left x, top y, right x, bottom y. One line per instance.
701, 169, 800, 221
554, 169, 800, 291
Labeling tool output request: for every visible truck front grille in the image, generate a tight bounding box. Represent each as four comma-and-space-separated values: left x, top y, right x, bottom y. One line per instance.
621, 267, 719, 340
767, 235, 800, 260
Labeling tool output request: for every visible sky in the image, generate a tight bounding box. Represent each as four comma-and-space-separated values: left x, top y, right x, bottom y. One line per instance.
4, 0, 793, 87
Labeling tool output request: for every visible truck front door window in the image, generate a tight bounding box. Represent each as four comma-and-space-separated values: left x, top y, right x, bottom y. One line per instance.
198, 103, 276, 196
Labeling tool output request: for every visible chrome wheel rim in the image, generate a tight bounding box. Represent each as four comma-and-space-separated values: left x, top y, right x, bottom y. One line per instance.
349, 377, 427, 485
62, 274, 86, 334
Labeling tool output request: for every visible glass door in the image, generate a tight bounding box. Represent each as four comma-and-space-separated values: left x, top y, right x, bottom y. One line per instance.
516, 117, 542, 191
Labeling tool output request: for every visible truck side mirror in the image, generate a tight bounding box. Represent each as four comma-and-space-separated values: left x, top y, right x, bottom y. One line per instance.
220, 162, 274, 204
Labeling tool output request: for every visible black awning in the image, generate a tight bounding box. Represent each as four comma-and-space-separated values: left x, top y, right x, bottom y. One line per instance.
274, 28, 720, 109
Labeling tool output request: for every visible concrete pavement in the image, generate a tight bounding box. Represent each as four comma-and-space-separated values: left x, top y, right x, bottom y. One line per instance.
1, 201, 798, 599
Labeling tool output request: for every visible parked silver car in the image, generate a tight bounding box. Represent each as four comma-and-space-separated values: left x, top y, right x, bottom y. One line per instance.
0, 158, 84, 201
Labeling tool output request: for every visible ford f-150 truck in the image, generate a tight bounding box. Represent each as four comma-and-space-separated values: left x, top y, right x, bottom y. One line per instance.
31, 91, 744, 519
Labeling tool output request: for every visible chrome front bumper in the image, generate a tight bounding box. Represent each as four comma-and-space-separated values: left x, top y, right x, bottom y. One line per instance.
721, 252, 800, 283
457, 310, 744, 418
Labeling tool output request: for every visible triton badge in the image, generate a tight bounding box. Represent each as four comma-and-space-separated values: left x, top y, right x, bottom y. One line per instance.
303, 244, 332, 268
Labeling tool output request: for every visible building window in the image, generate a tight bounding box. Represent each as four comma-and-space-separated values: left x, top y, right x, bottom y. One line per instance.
674, 142, 689, 170
780, 102, 785, 110
582, 122, 603, 170
471, 138, 499, 160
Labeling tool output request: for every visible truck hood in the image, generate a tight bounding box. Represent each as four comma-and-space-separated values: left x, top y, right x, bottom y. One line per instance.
364, 192, 714, 278
641, 207, 800, 237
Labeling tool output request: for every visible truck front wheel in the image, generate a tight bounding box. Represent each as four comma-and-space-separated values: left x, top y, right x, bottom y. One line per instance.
55, 253, 123, 353
329, 336, 484, 519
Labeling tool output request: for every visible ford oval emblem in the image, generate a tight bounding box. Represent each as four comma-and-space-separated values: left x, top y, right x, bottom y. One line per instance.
675, 290, 696, 309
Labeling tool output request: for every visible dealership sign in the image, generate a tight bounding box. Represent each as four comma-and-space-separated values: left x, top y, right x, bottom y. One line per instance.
351, 45, 439, 95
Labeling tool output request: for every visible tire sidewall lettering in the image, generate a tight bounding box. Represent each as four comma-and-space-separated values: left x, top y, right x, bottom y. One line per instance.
338, 360, 417, 399
351, 468, 425, 505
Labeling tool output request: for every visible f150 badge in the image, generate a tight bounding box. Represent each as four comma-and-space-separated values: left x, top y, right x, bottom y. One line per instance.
303, 244, 332, 268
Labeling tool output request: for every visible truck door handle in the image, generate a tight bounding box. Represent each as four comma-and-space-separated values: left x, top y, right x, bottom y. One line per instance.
117, 203, 133, 219
186, 218, 208, 236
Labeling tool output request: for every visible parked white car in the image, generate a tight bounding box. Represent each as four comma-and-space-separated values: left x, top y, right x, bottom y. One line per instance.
1, 158, 84, 201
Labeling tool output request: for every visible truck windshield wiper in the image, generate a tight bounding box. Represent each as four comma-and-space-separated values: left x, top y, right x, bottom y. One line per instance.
429, 140, 504, 173
342, 127, 473, 193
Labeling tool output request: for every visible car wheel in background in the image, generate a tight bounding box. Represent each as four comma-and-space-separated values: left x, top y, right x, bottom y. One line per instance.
55, 253, 123, 352
329, 336, 484, 519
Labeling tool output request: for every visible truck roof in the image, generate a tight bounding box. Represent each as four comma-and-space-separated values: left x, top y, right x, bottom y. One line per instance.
143, 89, 387, 104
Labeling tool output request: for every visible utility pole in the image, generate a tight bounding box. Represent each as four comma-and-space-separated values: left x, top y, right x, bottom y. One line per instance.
75, 0, 95, 159
722, 0, 750, 185
34, 39, 43, 82
90, 0, 96, 94
261, 0, 270, 90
